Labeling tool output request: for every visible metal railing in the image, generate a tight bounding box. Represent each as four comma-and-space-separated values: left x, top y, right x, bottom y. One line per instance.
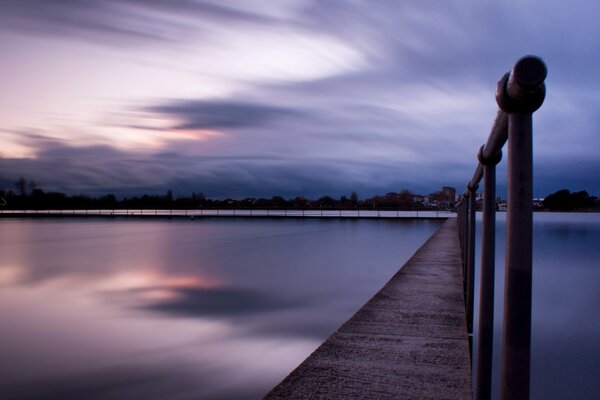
0, 208, 455, 219
456, 55, 547, 400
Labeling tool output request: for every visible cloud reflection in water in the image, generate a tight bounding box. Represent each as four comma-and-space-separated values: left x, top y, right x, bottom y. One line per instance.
0, 218, 440, 399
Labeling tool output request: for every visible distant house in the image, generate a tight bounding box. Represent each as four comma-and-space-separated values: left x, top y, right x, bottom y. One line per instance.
412, 194, 426, 207
428, 186, 457, 209
442, 186, 457, 203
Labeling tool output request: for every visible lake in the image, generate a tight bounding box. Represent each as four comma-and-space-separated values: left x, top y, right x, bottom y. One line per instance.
472, 212, 600, 399
1, 214, 598, 399
0, 217, 441, 399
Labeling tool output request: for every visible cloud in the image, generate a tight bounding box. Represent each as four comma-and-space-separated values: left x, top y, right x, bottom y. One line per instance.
0, 0, 283, 46
0, 129, 469, 199
148, 100, 301, 130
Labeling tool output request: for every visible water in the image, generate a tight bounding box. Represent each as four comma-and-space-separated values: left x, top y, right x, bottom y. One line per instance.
471, 212, 600, 399
0, 217, 441, 399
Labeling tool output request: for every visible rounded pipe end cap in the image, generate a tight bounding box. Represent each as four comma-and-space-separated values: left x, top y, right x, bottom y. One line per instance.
496, 55, 547, 113
513, 55, 547, 90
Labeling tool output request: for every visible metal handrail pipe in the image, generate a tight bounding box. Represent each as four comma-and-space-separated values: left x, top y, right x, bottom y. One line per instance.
469, 164, 483, 191
481, 111, 509, 160
467, 55, 546, 193
464, 55, 546, 400
468, 109, 508, 191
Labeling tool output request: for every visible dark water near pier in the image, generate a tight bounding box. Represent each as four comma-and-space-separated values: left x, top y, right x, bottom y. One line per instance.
472, 212, 600, 399
0, 217, 440, 399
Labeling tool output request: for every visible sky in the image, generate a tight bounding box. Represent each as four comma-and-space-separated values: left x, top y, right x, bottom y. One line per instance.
0, 0, 599, 199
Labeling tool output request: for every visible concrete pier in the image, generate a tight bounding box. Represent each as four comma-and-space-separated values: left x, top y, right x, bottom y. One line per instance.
265, 219, 472, 399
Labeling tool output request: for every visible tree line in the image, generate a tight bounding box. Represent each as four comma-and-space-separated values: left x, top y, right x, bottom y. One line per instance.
1, 178, 450, 210
2, 178, 597, 211
542, 189, 599, 211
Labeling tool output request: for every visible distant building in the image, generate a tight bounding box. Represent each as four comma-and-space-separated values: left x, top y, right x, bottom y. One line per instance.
442, 186, 457, 202
428, 186, 457, 209
412, 194, 425, 206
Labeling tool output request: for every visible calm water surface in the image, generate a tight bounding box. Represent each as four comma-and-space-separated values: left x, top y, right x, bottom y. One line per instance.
0, 217, 441, 399
472, 212, 600, 399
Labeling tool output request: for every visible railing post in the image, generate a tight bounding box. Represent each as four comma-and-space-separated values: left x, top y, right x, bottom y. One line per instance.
467, 184, 477, 337
462, 193, 470, 302
460, 200, 465, 258
458, 199, 465, 256
460, 200, 467, 276
476, 147, 502, 400
497, 55, 546, 400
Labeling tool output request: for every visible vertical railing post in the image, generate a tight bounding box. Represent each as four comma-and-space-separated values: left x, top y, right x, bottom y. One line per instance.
501, 112, 534, 400
496, 56, 546, 400
475, 147, 502, 400
462, 197, 469, 294
467, 184, 477, 338
459, 202, 464, 266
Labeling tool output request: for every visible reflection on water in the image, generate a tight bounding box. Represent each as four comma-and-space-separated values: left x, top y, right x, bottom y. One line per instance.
472, 212, 600, 400
0, 217, 441, 399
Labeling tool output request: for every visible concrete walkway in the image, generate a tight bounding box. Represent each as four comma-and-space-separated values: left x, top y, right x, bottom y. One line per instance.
265, 219, 472, 399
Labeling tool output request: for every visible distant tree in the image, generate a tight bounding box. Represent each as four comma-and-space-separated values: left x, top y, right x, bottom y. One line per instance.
193, 192, 206, 203
544, 189, 574, 210
31, 188, 45, 207
271, 196, 287, 208
15, 177, 27, 196
398, 189, 415, 208
28, 179, 38, 194
571, 190, 596, 208
166, 190, 174, 204
69, 194, 92, 209
316, 195, 336, 208
292, 196, 309, 209
100, 194, 117, 208
543, 189, 597, 211
350, 191, 358, 208
46, 192, 66, 208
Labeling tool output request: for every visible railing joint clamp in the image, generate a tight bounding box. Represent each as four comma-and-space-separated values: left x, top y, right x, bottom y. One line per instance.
478, 145, 502, 166
467, 181, 478, 193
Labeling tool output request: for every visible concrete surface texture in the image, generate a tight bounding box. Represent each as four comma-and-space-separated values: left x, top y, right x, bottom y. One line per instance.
265, 219, 472, 399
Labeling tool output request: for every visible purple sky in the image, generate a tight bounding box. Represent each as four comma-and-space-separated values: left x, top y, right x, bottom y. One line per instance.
1, 0, 599, 199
